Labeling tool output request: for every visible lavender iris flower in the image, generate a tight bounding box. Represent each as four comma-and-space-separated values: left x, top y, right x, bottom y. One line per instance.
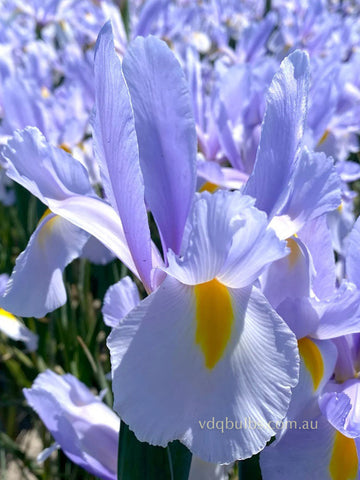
24, 370, 120, 480
0, 22, 304, 463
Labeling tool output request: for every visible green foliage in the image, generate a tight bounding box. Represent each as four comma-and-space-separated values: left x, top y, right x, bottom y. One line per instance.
0, 184, 119, 479
117, 423, 192, 480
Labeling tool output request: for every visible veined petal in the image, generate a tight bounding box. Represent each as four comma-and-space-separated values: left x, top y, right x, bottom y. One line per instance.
270, 149, 341, 239
276, 338, 336, 441
51, 196, 158, 282
165, 190, 286, 287
0, 212, 89, 318
244, 50, 310, 219
0, 309, 38, 351
298, 216, 336, 299
108, 276, 298, 463
165, 191, 252, 285
260, 416, 341, 480
0, 127, 163, 288
123, 35, 197, 255
102, 277, 140, 328
320, 379, 360, 439
93, 22, 152, 289
312, 281, 360, 340
1, 127, 93, 203
218, 209, 287, 289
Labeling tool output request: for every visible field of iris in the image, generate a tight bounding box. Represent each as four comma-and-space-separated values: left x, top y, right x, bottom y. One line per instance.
1, 1, 360, 479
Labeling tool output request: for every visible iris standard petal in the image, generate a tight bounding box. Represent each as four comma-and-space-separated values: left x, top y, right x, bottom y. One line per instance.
123, 35, 197, 255
270, 149, 341, 240
93, 22, 153, 289
244, 50, 310, 219
298, 215, 336, 299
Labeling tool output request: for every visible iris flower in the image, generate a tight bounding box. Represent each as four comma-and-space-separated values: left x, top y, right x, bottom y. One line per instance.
260, 216, 360, 479
0, 22, 316, 462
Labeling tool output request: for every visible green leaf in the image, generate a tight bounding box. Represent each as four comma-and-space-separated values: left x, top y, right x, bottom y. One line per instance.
117, 421, 192, 480
238, 454, 262, 480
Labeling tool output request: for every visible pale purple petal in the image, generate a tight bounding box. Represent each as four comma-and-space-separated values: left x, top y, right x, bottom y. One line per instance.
103, 277, 140, 328
244, 50, 310, 219
0, 213, 89, 318
93, 22, 152, 289
123, 35, 197, 255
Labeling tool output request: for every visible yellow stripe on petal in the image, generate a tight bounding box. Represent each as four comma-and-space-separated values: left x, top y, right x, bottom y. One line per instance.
38, 208, 52, 225
59, 143, 72, 154
0, 308, 17, 322
318, 129, 330, 147
41, 86, 51, 99
286, 237, 301, 268
194, 279, 234, 369
329, 431, 358, 480
298, 337, 324, 391
38, 213, 59, 247
199, 181, 218, 193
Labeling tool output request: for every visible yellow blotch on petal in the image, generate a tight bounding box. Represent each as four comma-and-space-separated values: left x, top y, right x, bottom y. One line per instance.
199, 182, 219, 194
298, 337, 324, 391
194, 279, 234, 369
286, 237, 301, 268
38, 208, 52, 225
59, 143, 72, 154
318, 129, 330, 147
37, 212, 58, 247
329, 431, 358, 480
41, 86, 50, 99
0, 308, 17, 322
